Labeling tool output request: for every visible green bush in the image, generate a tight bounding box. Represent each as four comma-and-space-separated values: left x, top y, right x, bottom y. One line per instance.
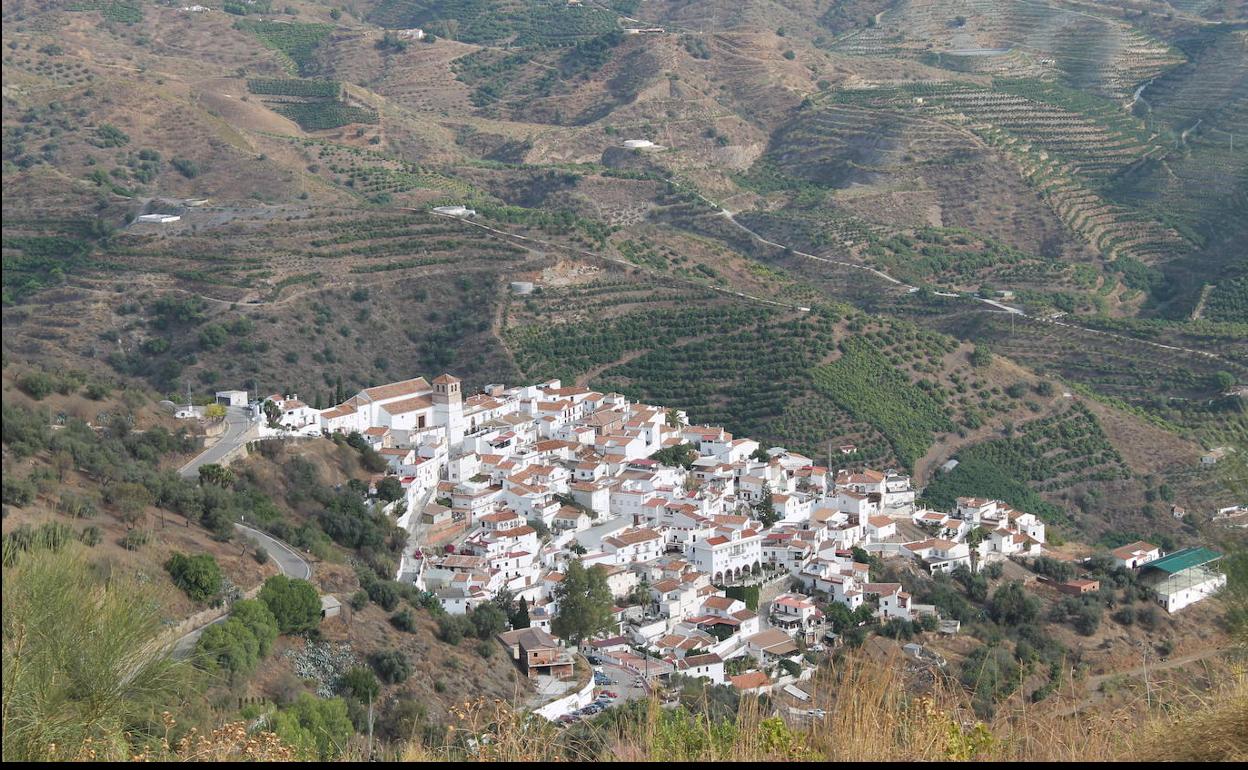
165, 552, 223, 603
259, 574, 321, 634
370, 649, 411, 684
339, 665, 380, 702
271, 693, 353, 760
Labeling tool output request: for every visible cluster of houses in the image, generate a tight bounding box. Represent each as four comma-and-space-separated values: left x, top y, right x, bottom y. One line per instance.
243, 373, 1220, 704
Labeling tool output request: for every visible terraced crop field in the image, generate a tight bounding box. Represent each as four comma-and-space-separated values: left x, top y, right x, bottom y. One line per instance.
923, 400, 1132, 528
837, 0, 1182, 99
506, 291, 1032, 470
236, 20, 335, 76
818, 83, 1194, 272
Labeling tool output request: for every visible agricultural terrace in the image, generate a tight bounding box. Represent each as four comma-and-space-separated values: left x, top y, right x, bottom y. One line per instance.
367, 0, 619, 46
236, 20, 334, 76
96, 209, 535, 301
508, 301, 1035, 470
886, 293, 1248, 446
923, 401, 1132, 528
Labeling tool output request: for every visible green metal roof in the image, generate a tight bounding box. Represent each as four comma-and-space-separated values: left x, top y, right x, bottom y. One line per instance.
1141, 547, 1222, 574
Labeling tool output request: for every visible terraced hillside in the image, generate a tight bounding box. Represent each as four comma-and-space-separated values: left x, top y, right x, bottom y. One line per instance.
3, 0, 1244, 541
830, 0, 1183, 99
2, 207, 543, 396
506, 281, 1048, 472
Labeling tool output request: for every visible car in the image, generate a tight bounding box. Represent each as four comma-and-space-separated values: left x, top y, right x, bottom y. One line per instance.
603, 691, 618, 699
806, 709, 826, 719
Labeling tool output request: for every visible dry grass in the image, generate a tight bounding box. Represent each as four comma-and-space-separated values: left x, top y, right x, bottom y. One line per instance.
384, 651, 1248, 762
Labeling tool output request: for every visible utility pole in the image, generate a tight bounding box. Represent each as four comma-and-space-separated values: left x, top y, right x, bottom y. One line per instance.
367, 694, 375, 759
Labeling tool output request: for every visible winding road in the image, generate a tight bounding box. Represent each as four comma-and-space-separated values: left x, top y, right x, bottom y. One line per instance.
661, 178, 1233, 366
169, 523, 312, 660
178, 406, 257, 480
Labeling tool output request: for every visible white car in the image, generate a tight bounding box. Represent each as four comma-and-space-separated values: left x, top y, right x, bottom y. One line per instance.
807, 709, 826, 718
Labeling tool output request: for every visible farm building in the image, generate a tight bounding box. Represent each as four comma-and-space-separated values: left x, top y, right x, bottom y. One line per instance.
215, 390, 249, 407
498, 627, 575, 680
320, 594, 342, 619
1138, 548, 1226, 613
135, 214, 181, 224
432, 205, 476, 217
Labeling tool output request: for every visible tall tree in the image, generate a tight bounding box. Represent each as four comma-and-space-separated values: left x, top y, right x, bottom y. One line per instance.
551, 560, 613, 646
511, 596, 531, 630
754, 482, 778, 527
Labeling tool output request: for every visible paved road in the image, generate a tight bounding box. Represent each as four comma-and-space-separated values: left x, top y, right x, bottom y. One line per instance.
235, 522, 312, 581
169, 523, 311, 659
178, 406, 256, 479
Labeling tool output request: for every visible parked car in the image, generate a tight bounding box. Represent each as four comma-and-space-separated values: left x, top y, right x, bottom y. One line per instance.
806, 709, 826, 718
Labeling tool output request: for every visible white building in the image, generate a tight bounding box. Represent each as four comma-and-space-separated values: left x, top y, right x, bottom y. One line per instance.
689, 528, 763, 583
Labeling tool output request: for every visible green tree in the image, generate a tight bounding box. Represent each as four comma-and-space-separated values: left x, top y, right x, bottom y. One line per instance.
471, 602, 507, 639
198, 463, 235, 487
370, 649, 411, 684
987, 581, 1039, 626
259, 574, 321, 634
510, 596, 531, 629
263, 399, 283, 427
650, 442, 697, 469
228, 599, 279, 655
375, 475, 403, 502
551, 560, 614, 645
754, 482, 779, 527
164, 552, 223, 602
271, 693, 353, 760
970, 345, 993, 368
340, 666, 380, 702
197, 616, 261, 676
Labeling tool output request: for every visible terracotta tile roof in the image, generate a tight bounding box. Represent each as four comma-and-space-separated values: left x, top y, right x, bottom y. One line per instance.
363, 377, 431, 402
729, 671, 771, 690
380, 395, 433, 414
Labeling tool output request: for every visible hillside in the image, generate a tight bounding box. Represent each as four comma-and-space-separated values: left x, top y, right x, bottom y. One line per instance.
2, 0, 1246, 762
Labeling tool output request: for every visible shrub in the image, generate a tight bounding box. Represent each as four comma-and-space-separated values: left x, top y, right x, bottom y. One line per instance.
370, 650, 411, 684
349, 590, 369, 611
339, 665, 380, 702
18, 372, 55, 400
79, 525, 103, 546
2, 476, 37, 507
366, 580, 400, 611
170, 157, 200, 178
390, 609, 418, 632
121, 529, 150, 550
271, 693, 353, 761
259, 574, 321, 634
165, 552, 224, 603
